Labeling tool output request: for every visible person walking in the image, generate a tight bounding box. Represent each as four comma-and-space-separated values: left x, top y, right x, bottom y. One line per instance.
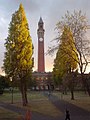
65, 109, 70, 120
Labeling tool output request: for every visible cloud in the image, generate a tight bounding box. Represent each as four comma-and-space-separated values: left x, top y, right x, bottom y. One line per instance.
0, 0, 90, 73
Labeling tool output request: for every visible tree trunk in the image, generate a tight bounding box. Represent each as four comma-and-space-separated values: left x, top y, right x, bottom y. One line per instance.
24, 82, 28, 104
71, 89, 74, 100
20, 80, 28, 106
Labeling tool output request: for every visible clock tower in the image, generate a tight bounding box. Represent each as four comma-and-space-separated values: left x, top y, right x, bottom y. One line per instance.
32, 17, 54, 91
37, 17, 45, 72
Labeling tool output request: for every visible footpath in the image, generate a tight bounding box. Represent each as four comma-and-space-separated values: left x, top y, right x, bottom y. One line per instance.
44, 92, 90, 120
0, 92, 90, 120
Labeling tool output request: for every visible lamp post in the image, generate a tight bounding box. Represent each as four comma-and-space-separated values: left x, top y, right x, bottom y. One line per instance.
10, 77, 13, 104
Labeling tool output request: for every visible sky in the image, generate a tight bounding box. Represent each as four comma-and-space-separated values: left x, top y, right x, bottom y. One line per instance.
0, 0, 90, 75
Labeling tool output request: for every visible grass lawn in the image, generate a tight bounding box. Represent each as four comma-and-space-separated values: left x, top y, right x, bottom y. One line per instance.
0, 107, 22, 120
0, 91, 62, 118
0, 91, 47, 103
1, 90, 89, 118
53, 91, 90, 112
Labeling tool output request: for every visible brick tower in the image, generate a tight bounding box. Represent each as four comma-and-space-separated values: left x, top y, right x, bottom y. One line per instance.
37, 17, 45, 72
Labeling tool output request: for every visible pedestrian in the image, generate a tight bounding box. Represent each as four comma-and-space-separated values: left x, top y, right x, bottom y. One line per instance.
65, 109, 70, 120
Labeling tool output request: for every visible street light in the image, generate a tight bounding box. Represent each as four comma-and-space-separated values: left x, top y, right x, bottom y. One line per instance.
10, 77, 13, 104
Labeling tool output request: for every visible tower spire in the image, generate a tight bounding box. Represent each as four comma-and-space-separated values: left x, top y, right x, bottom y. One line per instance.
39, 17, 43, 24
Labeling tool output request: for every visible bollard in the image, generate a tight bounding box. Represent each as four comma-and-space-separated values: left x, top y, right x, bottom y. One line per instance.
25, 110, 31, 120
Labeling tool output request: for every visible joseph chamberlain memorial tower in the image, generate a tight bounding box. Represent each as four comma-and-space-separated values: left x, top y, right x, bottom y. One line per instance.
32, 17, 54, 90
37, 17, 45, 72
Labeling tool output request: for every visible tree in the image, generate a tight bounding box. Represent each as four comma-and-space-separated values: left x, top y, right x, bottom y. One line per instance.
63, 71, 78, 100
53, 26, 78, 78
48, 10, 90, 96
3, 4, 33, 106
0, 75, 9, 94
53, 26, 78, 99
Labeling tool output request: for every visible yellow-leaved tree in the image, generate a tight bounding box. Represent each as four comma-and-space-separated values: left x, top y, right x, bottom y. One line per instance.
53, 26, 78, 99
3, 4, 33, 106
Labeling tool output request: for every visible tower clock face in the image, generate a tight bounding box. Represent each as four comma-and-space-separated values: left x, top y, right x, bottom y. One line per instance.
39, 38, 43, 42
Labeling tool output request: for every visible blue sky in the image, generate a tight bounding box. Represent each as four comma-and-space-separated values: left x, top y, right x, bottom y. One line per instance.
0, 0, 90, 75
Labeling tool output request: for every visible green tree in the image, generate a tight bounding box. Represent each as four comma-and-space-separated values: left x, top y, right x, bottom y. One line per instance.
48, 10, 90, 96
57, 11, 90, 96
53, 26, 78, 99
3, 4, 33, 106
53, 46, 64, 87
62, 72, 77, 100
53, 26, 78, 78
0, 75, 9, 94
